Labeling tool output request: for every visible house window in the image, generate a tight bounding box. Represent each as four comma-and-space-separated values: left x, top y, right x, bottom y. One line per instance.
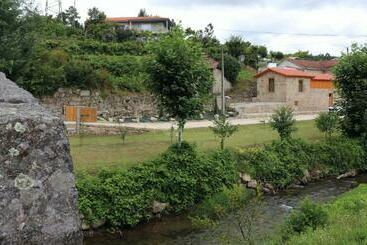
269, 78, 275, 93
299, 80, 304, 92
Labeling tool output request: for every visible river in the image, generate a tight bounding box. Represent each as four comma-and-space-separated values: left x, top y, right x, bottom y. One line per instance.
84, 174, 367, 245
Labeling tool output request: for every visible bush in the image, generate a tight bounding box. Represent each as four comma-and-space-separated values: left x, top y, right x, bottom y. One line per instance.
315, 111, 339, 138
270, 106, 297, 140
315, 137, 366, 173
236, 137, 366, 189
77, 142, 237, 228
282, 198, 328, 240
218, 54, 241, 83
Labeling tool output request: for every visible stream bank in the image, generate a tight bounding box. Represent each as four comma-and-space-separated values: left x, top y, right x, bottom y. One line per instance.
84, 174, 367, 245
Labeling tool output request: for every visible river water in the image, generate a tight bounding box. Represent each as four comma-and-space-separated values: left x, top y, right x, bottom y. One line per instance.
84, 174, 367, 245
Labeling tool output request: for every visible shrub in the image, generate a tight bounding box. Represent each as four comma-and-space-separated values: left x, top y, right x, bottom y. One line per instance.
315, 111, 339, 138
77, 142, 237, 228
270, 106, 297, 140
192, 185, 254, 220
218, 54, 241, 83
211, 114, 238, 150
282, 198, 328, 240
315, 137, 366, 173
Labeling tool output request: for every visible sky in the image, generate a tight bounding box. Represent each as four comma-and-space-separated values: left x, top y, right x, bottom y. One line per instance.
35, 0, 367, 56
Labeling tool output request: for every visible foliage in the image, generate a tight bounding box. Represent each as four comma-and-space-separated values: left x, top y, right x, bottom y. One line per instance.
270, 51, 285, 61
315, 137, 366, 173
334, 44, 367, 138
211, 114, 238, 150
77, 142, 237, 228
315, 111, 339, 138
269, 185, 367, 244
219, 54, 241, 83
270, 106, 297, 140
281, 198, 328, 241
57, 6, 82, 29
138, 8, 149, 17
225, 35, 250, 59
147, 27, 214, 144
236, 137, 366, 189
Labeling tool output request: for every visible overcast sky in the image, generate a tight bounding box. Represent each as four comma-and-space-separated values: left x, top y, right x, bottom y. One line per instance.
35, 0, 367, 56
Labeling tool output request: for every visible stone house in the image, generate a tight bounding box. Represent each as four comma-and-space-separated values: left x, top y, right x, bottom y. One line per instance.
278, 58, 338, 75
107, 16, 171, 33
234, 67, 335, 117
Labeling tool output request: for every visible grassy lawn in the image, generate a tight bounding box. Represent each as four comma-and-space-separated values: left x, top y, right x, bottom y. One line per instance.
70, 120, 323, 173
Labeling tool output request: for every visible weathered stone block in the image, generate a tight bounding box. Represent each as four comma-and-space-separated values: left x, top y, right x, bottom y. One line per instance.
0, 73, 82, 244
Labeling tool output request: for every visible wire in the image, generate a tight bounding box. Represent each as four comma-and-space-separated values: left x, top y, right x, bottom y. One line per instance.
217, 28, 367, 38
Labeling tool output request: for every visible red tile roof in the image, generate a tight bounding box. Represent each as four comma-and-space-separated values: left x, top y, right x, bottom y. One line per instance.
255, 67, 315, 78
107, 16, 170, 23
286, 59, 338, 70
312, 74, 334, 81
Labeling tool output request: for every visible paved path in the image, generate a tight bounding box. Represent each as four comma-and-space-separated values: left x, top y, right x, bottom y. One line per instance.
65, 114, 317, 130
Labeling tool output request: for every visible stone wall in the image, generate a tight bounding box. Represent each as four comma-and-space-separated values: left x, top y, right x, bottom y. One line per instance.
41, 88, 158, 121
0, 73, 82, 244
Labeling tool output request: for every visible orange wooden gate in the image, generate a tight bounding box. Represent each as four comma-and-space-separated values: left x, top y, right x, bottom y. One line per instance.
64, 106, 97, 122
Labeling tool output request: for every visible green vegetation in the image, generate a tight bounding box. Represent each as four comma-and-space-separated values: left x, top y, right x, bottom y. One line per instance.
267, 184, 367, 244
219, 54, 241, 83
237, 137, 366, 189
70, 120, 323, 173
146, 29, 214, 145
334, 44, 367, 138
77, 142, 237, 228
270, 106, 297, 141
315, 111, 340, 139
211, 115, 239, 150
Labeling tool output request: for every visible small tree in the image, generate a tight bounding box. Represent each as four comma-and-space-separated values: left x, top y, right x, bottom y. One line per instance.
218, 54, 241, 84
315, 111, 339, 139
334, 44, 367, 138
211, 115, 238, 150
270, 106, 296, 140
147, 28, 214, 146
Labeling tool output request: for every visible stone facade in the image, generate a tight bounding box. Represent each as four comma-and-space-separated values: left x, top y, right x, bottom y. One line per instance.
254, 70, 333, 112
0, 73, 82, 244
41, 88, 158, 121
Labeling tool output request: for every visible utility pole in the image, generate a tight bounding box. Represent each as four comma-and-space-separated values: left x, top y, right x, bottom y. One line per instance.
221, 46, 226, 115
45, 0, 62, 16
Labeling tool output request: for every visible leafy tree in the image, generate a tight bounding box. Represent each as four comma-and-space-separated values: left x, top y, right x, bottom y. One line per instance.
315, 111, 339, 139
147, 28, 214, 146
219, 54, 241, 83
57, 6, 81, 28
270, 106, 297, 140
334, 44, 367, 138
138, 8, 148, 17
256, 45, 268, 59
270, 51, 285, 61
292, 50, 313, 59
225, 35, 249, 59
211, 115, 238, 150
85, 7, 106, 29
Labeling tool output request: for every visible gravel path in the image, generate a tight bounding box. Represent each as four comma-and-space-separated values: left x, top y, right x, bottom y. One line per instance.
64, 114, 317, 130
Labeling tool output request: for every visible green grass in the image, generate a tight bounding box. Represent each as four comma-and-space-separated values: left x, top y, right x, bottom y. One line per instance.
70, 120, 323, 173
269, 184, 367, 245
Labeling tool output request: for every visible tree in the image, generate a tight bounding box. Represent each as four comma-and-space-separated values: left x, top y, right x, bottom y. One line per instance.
85, 7, 106, 28
334, 44, 367, 138
138, 8, 148, 17
147, 28, 214, 146
211, 115, 238, 150
0, 0, 22, 75
256, 45, 268, 59
219, 54, 241, 83
225, 35, 249, 59
315, 112, 339, 139
57, 6, 81, 28
270, 106, 297, 140
270, 51, 285, 61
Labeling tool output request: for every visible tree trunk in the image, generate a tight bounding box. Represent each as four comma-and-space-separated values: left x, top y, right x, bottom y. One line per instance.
177, 120, 185, 147
221, 138, 224, 150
